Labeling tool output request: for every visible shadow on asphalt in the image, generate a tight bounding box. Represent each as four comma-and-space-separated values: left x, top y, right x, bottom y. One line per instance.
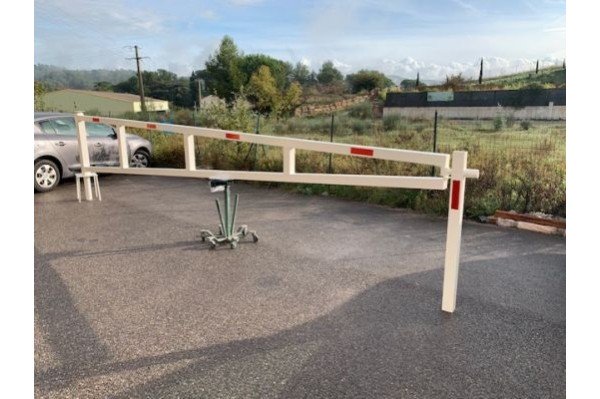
35, 250, 565, 398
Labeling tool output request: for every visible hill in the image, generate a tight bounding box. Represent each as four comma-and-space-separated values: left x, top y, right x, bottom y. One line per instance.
34, 64, 136, 90
403, 65, 566, 93
472, 66, 565, 89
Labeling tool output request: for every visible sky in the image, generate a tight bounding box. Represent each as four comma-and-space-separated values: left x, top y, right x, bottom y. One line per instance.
34, 0, 566, 81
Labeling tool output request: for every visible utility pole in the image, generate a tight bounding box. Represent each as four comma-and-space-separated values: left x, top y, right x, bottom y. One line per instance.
126, 45, 148, 113
478, 58, 483, 84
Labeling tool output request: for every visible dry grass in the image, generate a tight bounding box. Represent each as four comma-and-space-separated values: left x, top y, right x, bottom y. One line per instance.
131, 111, 566, 218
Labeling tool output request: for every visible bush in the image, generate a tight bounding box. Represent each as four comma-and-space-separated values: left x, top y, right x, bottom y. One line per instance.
346, 69, 395, 93
441, 73, 466, 91
493, 116, 503, 131
174, 109, 194, 126
383, 114, 402, 131
520, 120, 532, 130
350, 119, 373, 134
199, 95, 254, 132
347, 102, 373, 119
505, 114, 516, 128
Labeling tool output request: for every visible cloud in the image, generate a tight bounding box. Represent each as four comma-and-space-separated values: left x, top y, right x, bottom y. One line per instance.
300, 57, 312, 68
332, 59, 352, 74
200, 10, 217, 20
228, 0, 265, 6
450, 0, 481, 15
543, 27, 566, 32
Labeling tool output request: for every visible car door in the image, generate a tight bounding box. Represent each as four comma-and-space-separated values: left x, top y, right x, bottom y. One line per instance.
38, 117, 118, 170
38, 117, 80, 170
85, 122, 121, 166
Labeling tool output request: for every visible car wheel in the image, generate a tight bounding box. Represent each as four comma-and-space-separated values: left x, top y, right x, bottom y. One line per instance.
34, 159, 61, 192
130, 150, 150, 168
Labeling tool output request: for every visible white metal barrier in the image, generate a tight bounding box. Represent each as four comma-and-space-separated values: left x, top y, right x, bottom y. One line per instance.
74, 112, 479, 313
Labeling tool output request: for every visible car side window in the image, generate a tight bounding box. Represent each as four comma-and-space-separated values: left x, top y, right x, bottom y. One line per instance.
86, 122, 115, 137
46, 118, 77, 136
38, 121, 58, 135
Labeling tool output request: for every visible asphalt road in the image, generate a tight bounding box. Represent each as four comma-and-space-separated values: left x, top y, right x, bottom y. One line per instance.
34, 175, 565, 398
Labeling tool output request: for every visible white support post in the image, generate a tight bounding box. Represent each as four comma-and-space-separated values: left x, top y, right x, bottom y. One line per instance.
116, 125, 129, 169
75, 112, 93, 201
442, 151, 468, 313
283, 147, 296, 175
183, 134, 196, 171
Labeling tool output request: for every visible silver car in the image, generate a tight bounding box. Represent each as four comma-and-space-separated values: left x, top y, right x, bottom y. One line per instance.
34, 112, 153, 192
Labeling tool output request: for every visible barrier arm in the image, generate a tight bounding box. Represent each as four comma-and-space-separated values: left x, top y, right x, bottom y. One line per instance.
75, 115, 452, 191
74, 114, 480, 313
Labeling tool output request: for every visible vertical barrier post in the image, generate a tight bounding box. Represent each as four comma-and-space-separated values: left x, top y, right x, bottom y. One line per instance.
183, 134, 196, 171
116, 125, 129, 169
75, 112, 93, 201
283, 147, 296, 175
442, 151, 468, 313
328, 113, 334, 174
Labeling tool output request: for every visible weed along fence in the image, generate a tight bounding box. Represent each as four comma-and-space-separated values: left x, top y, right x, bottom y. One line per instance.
73, 112, 479, 313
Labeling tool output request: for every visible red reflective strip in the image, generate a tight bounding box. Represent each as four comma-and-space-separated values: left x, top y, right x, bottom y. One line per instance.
350, 147, 374, 157
226, 133, 240, 140
147, 123, 157, 129
451, 180, 461, 210
92, 117, 100, 122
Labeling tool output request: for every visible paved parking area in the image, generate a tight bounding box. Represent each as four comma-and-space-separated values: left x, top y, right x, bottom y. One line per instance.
35, 175, 565, 398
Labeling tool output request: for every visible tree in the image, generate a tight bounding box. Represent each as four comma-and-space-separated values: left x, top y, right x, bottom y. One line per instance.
400, 79, 426, 90
292, 62, 311, 85
204, 35, 245, 101
114, 76, 138, 93
346, 69, 394, 93
238, 54, 292, 91
317, 61, 343, 84
247, 66, 280, 113
278, 81, 303, 116
34, 81, 46, 111
114, 69, 192, 107
94, 81, 114, 91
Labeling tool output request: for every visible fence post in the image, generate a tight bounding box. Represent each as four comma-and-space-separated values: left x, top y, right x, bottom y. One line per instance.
183, 133, 196, 171
431, 110, 438, 176
116, 125, 129, 169
253, 114, 260, 167
75, 112, 93, 201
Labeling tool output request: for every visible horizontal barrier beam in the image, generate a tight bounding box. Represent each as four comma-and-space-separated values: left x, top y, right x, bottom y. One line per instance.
87, 167, 449, 190
76, 113, 480, 314
76, 115, 450, 169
